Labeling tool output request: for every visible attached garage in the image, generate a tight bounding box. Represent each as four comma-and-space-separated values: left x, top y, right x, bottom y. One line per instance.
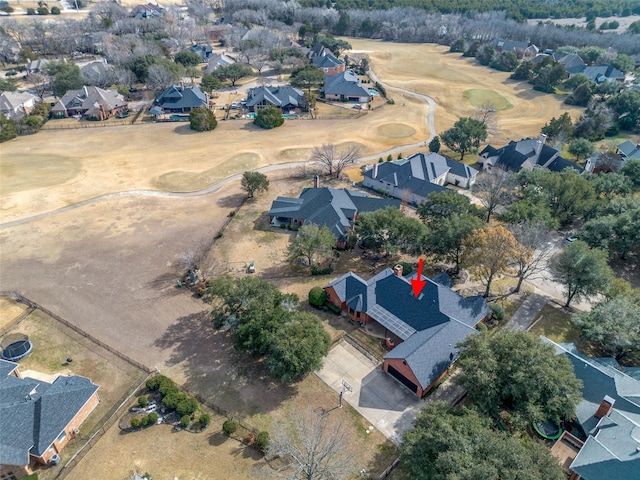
387, 364, 418, 393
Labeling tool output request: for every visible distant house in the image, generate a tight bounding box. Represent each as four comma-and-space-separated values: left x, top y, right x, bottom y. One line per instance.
51, 86, 128, 120
312, 53, 345, 75
584, 151, 625, 173
493, 38, 538, 58
267, 185, 400, 249
307, 43, 332, 61
25, 58, 50, 76
130, 2, 164, 18
188, 43, 213, 62
204, 52, 235, 74
362, 152, 479, 204
478, 135, 582, 173
0, 359, 100, 480
154, 84, 207, 113
245, 85, 304, 112
325, 267, 490, 397
556, 53, 587, 77
80, 60, 113, 84
0, 92, 41, 120
616, 140, 640, 161
323, 71, 372, 103
206, 23, 233, 42
581, 65, 625, 84
544, 339, 640, 480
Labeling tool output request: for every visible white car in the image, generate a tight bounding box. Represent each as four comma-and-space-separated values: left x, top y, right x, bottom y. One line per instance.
352, 103, 362, 109
231, 101, 238, 109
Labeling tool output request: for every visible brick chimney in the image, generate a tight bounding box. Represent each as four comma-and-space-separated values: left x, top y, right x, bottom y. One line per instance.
534, 133, 547, 156
393, 264, 403, 277
595, 395, 615, 419
313, 174, 319, 188
373, 163, 379, 178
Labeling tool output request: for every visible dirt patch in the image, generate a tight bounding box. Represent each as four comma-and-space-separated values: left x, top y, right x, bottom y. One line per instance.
377, 123, 418, 139
0, 296, 28, 331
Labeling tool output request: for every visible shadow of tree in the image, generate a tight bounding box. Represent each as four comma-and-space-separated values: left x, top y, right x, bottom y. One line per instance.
153, 311, 297, 417
217, 193, 246, 208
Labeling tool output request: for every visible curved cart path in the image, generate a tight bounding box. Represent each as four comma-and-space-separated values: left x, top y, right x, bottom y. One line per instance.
1, 69, 438, 229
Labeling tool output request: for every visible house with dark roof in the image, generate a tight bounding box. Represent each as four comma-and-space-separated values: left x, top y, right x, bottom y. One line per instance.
0, 359, 99, 479
478, 134, 582, 173
267, 185, 399, 248
51, 86, 128, 120
25, 58, 50, 76
362, 152, 479, 204
325, 267, 490, 397
544, 339, 640, 480
312, 53, 345, 75
245, 85, 304, 113
307, 43, 332, 61
323, 71, 372, 104
130, 2, 164, 18
492, 38, 538, 58
616, 140, 640, 161
188, 43, 213, 62
582, 65, 625, 84
556, 53, 587, 77
154, 84, 207, 113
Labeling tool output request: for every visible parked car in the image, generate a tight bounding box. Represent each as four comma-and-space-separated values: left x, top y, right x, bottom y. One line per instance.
144, 402, 157, 413
352, 103, 362, 109
564, 236, 578, 244
240, 99, 247, 106
231, 101, 238, 109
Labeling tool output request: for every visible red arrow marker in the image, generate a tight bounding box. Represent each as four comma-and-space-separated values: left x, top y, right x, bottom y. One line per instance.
411, 258, 427, 298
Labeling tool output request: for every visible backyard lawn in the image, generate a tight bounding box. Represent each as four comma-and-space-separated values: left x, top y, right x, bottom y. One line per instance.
528, 304, 579, 343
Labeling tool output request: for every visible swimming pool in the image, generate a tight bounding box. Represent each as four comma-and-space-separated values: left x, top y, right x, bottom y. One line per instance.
368, 89, 379, 96
246, 113, 298, 119
169, 114, 190, 121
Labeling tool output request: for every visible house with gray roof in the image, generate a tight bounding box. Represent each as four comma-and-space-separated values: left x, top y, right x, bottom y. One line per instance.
363, 152, 479, 204
154, 84, 207, 113
325, 267, 490, 397
543, 339, 640, 480
51, 86, 128, 120
0, 92, 41, 120
188, 43, 213, 62
323, 71, 372, 104
204, 51, 235, 74
312, 53, 345, 75
479, 134, 582, 173
268, 186, 399, 248
616, 140, 640, 161
556, 53, 587, 77
492, 38, 538, 58
582, 65, 625, 84
25, 58, 49, 76
245, 85, 304, 113
0, 359, 99, 479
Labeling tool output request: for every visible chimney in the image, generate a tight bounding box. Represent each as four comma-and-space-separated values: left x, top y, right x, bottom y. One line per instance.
534, 133, 547, 156
83, 86, 88, 98
313, 174, 319, 188
373, 163, 379, 178
393, 264, 403, 277
595, 395, 615, 418
180, 81, 184, 91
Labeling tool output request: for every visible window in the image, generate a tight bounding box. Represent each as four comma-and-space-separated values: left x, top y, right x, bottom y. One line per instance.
356, 312, 361, 319
57, 431, 67, 443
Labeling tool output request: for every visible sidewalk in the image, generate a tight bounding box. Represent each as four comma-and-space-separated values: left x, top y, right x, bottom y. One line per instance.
505, 293, 547, 331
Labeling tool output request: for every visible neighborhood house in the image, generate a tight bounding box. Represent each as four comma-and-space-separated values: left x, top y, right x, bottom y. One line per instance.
324, 266, 490, 397
0, 92, 41, 120
245, 85, 305, 112
51, 86, 128, 120
267, 185, 399, 249
363, 152, 478, 204
0, 359, 100, 480
154, 84, 208, 113
479, 134, 582, 173
323, 71, 372, 104
544, 339, 640, 480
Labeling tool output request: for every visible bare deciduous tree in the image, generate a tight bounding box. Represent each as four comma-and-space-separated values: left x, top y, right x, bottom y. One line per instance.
508, 222, 554, 293
309, 144, 361, 178
472, 168, 516, 222
28, 73, 49, 99
265, 409, 357, 480
475, 101, 498, 137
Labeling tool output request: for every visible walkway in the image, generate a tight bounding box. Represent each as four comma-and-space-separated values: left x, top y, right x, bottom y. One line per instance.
505, 293, 547, 331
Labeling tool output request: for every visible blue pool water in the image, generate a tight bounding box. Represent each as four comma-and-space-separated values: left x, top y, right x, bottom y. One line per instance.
368, 89, 379, 96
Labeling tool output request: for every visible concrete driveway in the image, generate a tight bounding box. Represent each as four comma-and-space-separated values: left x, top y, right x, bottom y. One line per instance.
317, 340, 421, 444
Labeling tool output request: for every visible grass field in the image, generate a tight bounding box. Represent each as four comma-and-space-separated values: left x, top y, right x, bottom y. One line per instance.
528, 304, 579, 343
463, 89, 513, 110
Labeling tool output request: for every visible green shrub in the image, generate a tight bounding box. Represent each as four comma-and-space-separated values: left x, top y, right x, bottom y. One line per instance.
280, 223, 286, 229
189, 106, 217, 132
378, 157, 383, 163
310, 265, 333, 275
308, 286, 326, 307
130, 417, 141, 428
138, 395, 148, 407
26, 7, 36, 14
51, 6, 60, 14
36, 6, 49, 14
163, 391, 186, 410
476, 322, 488, 333
223, 419, 239, 436
180, 415, 191, 428
147, 412, 158, 424
199, 413, 211, 428
375, 81, 386, 97
141, 416, 150, 427
491, 304, 505, 321
253, 105, 284, 129
255, 431, 270, 451
0, 5, 15, 13
325, 302, 341, 314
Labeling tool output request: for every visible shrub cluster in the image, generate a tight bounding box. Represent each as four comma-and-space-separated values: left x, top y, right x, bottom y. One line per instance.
146, 375, 199, 417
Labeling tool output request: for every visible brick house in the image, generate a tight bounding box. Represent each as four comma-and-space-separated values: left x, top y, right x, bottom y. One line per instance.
324, 266, 490, 397
0, 359, 100, 479
312, 53, 345, 75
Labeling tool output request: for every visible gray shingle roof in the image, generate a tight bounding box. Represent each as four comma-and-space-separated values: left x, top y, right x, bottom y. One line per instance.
582, 65, 625, 83
325, 268, 489, 389
313, 54, 344, 69
52, 86, 127, 114
268, 187, 399, 240
483, 138, 582, 173
155, 85, 207, 110
0, 359, 99, 467
618, 141, 640, 160
323, 71, 371, 97
246, 85, 304, 109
